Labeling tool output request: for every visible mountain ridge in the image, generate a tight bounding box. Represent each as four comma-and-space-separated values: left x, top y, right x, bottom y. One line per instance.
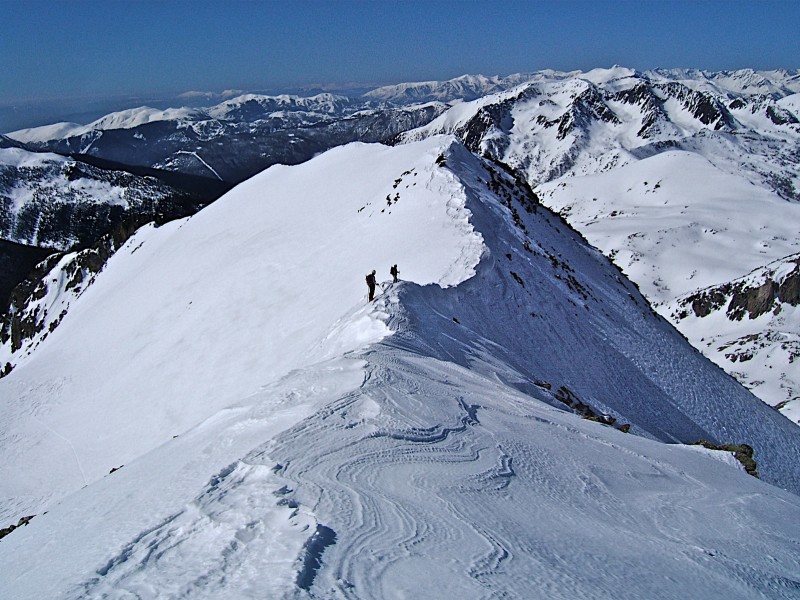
396, 68, 800, 416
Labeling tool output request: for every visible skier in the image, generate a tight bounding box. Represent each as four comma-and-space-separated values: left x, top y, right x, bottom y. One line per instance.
390, 264, 399, 283
366, 269, 377, 302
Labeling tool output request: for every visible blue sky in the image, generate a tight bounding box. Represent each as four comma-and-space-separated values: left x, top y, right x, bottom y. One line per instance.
1, 0, 798, 130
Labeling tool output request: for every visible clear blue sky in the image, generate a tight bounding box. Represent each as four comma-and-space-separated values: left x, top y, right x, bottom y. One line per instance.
1, 0, 798, 129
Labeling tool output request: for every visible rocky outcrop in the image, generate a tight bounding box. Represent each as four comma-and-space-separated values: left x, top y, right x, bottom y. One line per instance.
0, 239, 56, 312
668, 255, 800, 415
656, 82, 738, 130
0, 214, 152, 362
0, 515, 34, 541
679, 257, 800, 322
693, 440, 759, 477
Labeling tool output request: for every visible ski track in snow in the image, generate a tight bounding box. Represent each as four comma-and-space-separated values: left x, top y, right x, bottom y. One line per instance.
175, 150, 223, 181
30, 415, 88, 488
263, 331, 800, 600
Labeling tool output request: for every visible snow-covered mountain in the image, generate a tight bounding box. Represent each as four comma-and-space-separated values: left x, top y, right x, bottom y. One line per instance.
6, 93, 447, 184
2, 137, 800, 598
6, 94, 356, 144
398, 67, 800, 418
363, 73, 542, 104
0, 145, 208, 251
402, 68, 800, 200
3, 67, 799, 416
667, 253, 800, 424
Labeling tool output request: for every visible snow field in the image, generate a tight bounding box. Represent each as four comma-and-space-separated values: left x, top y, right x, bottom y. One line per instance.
539, 150, 800, 302
2, 137, 800, 598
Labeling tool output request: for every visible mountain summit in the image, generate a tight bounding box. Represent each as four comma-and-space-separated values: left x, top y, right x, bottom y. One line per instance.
1, 136, 799, 598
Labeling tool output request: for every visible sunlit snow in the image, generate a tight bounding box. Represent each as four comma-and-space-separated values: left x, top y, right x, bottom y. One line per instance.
1, 137, 800, 599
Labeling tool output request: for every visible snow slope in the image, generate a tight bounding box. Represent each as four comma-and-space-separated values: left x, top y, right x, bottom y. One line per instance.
400, 68, 800, 416
0, 137, 483, 517
538, 150, 800, 304
537, 150, 800, 414
2, 137, 800, 598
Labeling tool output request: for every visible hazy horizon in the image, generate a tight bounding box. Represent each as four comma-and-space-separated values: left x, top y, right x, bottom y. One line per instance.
3, 0, 799, 132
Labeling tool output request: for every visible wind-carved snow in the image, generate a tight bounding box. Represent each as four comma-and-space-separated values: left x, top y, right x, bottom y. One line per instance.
0, 136, 483, 523
2, 138, 800, 599
72, 461, 318, 599
264, 338, 800, 599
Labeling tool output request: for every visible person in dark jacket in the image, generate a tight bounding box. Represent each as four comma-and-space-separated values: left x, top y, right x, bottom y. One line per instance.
390, 264, 399, 283
366, 269, 377, 301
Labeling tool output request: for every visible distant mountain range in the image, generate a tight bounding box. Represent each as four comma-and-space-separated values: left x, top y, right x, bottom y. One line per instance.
6, 93, 447, 183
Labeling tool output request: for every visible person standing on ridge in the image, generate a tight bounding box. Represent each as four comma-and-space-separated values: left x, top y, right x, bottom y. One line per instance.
366, 269, 377, 302
390, 264, 399, 283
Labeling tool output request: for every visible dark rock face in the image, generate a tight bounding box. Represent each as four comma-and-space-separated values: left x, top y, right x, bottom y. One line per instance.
778, 267, 800, 305
541, 84, 622, 142
614, 82, 669, 139
765, 105, 800, 126
728, 280, 779, 321
657, 82, 737, 130
690, 289, 729, 318
0, 515, 35, 541
679, 258, 800, 322
0, 239, 56, 312
457, 100, 514, 153
1, 252, 63, 352
0, 214, 151, 354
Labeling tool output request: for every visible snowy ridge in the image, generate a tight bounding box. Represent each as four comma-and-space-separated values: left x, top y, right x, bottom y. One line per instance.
2, 138, 800, 598
7, 107, 198, 143
648, 68, 800, 96
399, 68, 800, 416
206, 92, 354, 120
365, 67, 800, 105
364, 73, 540, 104
0, 137, 483, 520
